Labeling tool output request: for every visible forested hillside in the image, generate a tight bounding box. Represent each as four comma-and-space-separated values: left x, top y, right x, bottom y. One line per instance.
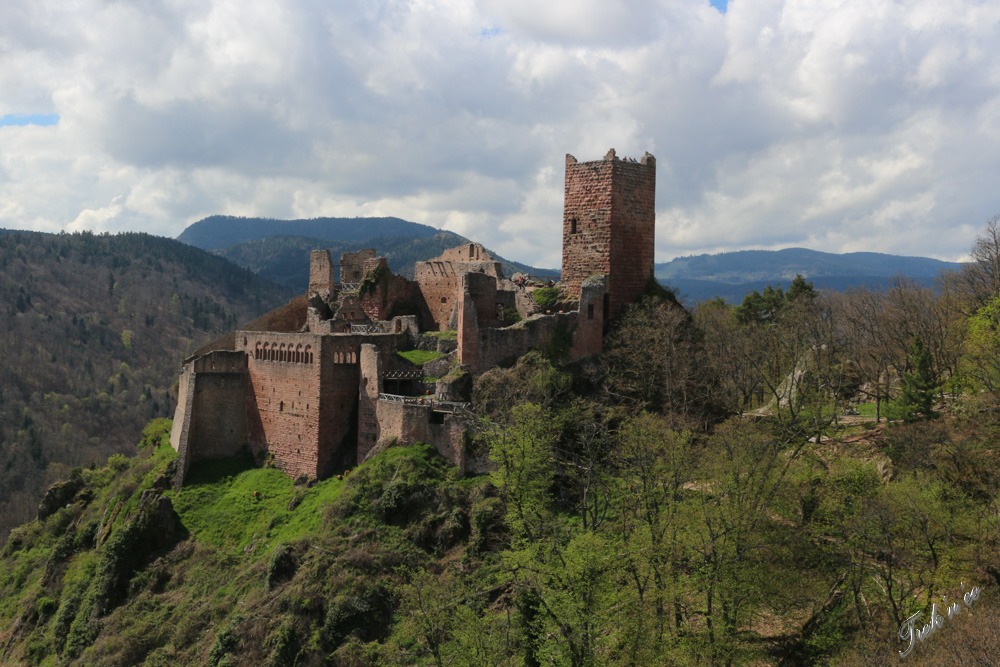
177, 215, 444, 250
3, 221, 1000, 664
0, 231, 292, 544
214, 233, 557, 291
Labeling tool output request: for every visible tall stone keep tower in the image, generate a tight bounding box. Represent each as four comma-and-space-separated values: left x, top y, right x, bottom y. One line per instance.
561, 148, 656, 319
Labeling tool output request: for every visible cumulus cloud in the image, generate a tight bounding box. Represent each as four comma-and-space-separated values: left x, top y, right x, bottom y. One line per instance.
0, 0, 999, 266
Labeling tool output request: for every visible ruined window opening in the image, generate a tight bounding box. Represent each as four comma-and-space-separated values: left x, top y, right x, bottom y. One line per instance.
430, 411, 445, 425
588, 304, 594, 320
469, 246, 474, 258
279, 401, 284, 412
440, 296, 447, 304
570, 218, 578, 234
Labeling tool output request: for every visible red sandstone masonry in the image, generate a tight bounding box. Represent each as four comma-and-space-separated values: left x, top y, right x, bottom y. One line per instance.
562, 149, 655, 319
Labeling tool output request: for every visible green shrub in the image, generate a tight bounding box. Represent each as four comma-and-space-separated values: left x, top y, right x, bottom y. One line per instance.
532, 287, 559, 309
266, 543, 296, 590
35, 596, 57, 619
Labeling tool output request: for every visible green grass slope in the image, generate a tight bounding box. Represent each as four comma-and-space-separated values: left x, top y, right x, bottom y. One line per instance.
0, 420, 496, 666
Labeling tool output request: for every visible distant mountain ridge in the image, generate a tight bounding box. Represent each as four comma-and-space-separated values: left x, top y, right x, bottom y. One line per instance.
177, 215, 447, 250
178, 216, 558, 291
656, 247, 962, 282
655, 247, 964, 304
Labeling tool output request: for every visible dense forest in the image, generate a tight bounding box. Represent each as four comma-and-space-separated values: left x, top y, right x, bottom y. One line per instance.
0, 231, 292, 544
3, 220, 1000, 664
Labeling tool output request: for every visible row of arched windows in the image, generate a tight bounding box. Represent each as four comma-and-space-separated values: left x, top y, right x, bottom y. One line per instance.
254, 341, 314, 364
332, 350, 357, 364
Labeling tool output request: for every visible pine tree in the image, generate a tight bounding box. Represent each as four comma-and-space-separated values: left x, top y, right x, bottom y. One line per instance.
897, 337, 940, 421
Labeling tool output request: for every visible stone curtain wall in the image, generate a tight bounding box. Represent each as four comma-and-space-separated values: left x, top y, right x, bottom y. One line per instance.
243, 332, 325, 478
562, 149, 655, 318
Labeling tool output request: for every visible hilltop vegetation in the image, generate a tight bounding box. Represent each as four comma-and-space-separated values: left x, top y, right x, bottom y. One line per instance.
4, 220, 1000, 664
0, 231, 292, 544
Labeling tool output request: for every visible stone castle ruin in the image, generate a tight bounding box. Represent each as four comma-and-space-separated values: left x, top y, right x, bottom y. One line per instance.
169, 149, 656, 485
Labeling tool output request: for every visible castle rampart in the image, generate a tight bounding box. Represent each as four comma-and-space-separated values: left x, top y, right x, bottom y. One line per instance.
172, 147, 657, 485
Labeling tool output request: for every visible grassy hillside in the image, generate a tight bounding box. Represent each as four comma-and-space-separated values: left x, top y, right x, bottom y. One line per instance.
214, 233, 558, 291
0, 231, 292, 544
0, 421, 498, 665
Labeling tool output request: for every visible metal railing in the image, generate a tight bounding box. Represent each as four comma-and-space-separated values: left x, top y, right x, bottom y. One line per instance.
376, 393, 472, 413
351, 324, 385, 334
384, 369, 423, 380
378, 393, 426, 404
341, 282, 360, 291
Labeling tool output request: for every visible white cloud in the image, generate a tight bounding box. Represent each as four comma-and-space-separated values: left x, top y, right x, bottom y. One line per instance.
0, 0, 999, 265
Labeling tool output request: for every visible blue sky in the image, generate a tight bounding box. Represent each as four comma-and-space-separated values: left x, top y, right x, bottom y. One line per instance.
0, 114, 59, 127
0, 0, 998, 267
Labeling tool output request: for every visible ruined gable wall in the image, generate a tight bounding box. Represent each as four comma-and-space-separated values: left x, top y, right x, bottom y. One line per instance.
309, 249, 335, 296
414, 260, 461, 331
341, 249, 376, 283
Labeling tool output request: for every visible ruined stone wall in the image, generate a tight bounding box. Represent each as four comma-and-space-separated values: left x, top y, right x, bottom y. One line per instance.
357, 344, 382, 463
414, 244, 505, 331
341, 249, 375, 283
458, 276, 586, 374
170, 350, 249, 486
414, 260, 462, 330
357, 258, 425, 324
375, 401, 466, 468
463, 272, 517, 329
569, 274, 607, 358
562, 149, 655, 318
309, 249, 335, 296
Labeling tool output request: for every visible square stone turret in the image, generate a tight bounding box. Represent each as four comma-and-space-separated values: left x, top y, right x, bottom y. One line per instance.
561, 148, 655, 319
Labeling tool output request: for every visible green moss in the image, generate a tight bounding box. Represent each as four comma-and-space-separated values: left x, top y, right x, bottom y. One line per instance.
397, 349, 444, 365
